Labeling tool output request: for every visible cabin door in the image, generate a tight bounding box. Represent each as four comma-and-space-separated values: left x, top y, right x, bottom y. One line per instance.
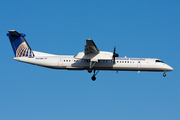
59, 58, 63, 66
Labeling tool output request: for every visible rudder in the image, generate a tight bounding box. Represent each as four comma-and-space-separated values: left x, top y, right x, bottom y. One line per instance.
7, 30, 35, 57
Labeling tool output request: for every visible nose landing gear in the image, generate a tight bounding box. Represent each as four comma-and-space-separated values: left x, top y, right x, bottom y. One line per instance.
163, 71, 166, 77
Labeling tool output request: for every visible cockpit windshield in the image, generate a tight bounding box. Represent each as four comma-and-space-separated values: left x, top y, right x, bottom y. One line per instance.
155, 60, 164, 63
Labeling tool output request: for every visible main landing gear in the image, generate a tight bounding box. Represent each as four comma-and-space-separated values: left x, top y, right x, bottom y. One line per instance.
88, 61, 99, 81
91, 70, 99, 81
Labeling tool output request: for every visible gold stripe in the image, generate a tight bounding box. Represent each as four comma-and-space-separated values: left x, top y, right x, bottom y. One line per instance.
20, 48, 26, 57
17, 46, 24, 57
17, 47, 23, 57
24, 48, 28, 56
16, 43, 24, 57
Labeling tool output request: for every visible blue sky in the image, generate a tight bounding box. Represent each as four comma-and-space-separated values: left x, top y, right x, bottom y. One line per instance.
0, 0, 180, 120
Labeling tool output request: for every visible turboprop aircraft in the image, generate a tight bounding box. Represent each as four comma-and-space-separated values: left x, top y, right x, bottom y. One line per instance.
7, 30, 173, 81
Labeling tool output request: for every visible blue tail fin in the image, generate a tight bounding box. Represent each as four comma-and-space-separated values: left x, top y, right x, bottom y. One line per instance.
7, 30, 35, 57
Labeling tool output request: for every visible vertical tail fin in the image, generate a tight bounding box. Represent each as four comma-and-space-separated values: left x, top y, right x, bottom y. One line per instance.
7, 30, 35, 57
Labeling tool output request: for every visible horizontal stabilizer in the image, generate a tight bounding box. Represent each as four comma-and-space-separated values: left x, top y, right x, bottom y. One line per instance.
8, 30, 21, 37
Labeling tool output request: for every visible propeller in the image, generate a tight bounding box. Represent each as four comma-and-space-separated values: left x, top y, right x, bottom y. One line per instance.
113, 47, 119, 64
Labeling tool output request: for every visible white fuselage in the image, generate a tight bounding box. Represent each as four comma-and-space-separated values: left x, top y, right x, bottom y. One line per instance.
7, 30, 173, 80
13, 51, 173, 72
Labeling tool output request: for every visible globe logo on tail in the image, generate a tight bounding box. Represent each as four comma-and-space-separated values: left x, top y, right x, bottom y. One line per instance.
16, 42, 34, 57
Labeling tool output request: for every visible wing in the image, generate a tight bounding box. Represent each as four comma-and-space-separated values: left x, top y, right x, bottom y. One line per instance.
84, 39, 99, 55
74, 39, 113, 61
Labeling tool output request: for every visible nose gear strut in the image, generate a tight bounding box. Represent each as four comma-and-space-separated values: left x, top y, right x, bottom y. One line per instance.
163, 71, 166, 77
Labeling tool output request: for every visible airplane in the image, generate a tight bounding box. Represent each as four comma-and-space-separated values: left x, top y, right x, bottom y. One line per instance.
7, 30, 173, 81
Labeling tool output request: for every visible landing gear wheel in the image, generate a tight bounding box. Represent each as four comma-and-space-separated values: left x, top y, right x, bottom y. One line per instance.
91, 76, 96, 81
88, 69, 92, 73
89, 70, 99, 81
163, 73, 166, 77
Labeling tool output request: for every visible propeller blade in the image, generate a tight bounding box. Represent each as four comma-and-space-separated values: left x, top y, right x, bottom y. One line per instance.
113, 47, 119, 58
112, 46, 119, 64
113, 47, 116, 54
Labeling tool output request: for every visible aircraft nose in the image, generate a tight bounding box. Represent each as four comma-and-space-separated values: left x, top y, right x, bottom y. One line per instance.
166, 65, 173, 71
169, 66, 174, 71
